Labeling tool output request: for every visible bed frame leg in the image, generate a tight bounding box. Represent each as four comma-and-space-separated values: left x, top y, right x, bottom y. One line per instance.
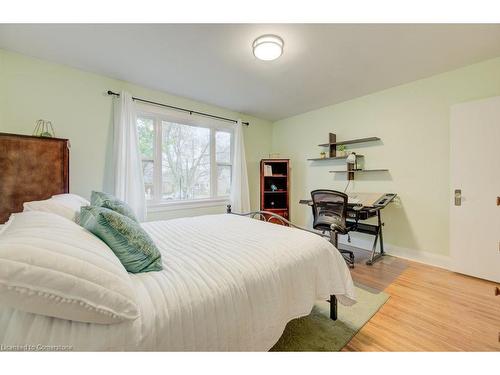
329, 295, 337, 320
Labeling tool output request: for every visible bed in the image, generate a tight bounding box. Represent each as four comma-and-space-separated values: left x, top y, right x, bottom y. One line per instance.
0, 132, 355, 351
0, 213, 355, 351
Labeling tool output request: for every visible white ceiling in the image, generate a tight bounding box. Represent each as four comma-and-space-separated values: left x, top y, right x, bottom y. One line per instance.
1, 24, 500, 121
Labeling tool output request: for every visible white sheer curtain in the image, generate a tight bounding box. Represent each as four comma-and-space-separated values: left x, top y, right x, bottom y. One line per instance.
113, 91, 146, 221
230, 120, 251, 213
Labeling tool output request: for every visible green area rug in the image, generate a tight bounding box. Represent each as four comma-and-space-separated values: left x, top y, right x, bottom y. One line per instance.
271, 284, 389, 351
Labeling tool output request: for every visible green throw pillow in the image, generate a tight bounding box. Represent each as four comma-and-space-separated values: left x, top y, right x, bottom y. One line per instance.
79, 206, 162, 273
91, 191, 138, 222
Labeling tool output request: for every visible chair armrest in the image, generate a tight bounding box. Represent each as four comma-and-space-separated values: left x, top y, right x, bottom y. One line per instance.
330, 223, 348, 234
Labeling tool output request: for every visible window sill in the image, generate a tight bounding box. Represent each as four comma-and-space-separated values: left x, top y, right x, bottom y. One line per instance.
147, 198, 230, 213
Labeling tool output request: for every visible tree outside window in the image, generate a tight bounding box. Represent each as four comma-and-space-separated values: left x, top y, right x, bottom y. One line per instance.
137, 114, 233, 203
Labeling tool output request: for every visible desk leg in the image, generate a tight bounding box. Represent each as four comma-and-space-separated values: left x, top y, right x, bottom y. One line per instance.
366, 210, 385, 265
378, 211, 385, 255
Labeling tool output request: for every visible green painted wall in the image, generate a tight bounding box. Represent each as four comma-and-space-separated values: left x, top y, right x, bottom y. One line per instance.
272, 57, 500, 259
2, 48, 500, 260
0, 49, 273, 219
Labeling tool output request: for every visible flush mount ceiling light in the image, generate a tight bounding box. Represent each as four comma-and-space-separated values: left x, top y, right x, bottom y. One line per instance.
252, 34, 284, 61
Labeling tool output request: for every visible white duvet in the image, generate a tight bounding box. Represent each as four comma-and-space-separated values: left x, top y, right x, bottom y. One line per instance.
0, 214, 355, 351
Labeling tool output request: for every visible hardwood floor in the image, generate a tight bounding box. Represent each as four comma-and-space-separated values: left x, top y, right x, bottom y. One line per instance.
342, 248, 500, 351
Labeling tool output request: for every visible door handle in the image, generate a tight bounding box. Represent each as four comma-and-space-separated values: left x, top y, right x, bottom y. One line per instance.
497, 197, 500, 206
454, 189, 461, 206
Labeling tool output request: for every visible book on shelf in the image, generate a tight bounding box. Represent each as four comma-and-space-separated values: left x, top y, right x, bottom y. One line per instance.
264, 164, 273, 176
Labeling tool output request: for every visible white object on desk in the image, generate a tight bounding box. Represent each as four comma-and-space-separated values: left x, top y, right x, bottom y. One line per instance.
347, 196, 361, 204
348, 192, 384, 207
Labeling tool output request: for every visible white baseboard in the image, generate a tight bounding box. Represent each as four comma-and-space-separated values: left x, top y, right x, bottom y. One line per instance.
338, 232, 451, 270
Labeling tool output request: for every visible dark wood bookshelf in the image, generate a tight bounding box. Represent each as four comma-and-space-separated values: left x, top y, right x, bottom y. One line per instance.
260, 159, 290, 225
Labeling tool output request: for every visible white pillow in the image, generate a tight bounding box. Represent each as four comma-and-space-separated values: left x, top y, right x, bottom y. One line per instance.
0, 211, 140, 324
52, 193, 89, 206
23, 193, 89, 221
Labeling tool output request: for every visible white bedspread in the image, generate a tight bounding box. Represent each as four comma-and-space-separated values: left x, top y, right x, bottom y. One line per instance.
0, 214, 355, 351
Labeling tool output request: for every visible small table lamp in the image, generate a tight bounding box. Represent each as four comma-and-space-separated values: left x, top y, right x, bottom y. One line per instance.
346, 152, 357, 181
346, 152, 357, 169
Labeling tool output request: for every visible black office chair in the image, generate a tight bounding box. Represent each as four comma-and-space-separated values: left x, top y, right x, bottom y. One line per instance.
310, 189, 355, 268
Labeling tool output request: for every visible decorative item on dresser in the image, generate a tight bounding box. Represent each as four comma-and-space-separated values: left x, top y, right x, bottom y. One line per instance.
260, 159, 290, 225
0, 133, 69, 223
32, 119, 56, 138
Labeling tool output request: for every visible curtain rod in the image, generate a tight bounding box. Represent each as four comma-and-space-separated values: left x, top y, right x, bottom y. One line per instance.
107, 91, 249, 126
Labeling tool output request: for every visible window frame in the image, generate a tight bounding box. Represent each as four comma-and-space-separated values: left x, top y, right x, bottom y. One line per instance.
136, 104, 234, 210
213, 129, 234, 198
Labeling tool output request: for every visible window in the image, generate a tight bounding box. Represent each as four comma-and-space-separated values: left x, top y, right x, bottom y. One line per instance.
137, 109, 233, 206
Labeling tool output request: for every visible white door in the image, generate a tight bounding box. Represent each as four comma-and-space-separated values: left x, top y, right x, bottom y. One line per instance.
450, 96, 500, 283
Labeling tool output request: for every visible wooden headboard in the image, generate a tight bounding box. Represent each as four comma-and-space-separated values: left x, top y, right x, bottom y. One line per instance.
0, 133, 69, 223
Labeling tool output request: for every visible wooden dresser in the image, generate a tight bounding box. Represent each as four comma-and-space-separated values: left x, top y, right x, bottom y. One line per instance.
0, 133, 69, 223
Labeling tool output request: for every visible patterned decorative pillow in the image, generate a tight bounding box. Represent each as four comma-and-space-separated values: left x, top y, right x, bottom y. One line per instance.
91, 191, 138, 222
79, 206, 162, 273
